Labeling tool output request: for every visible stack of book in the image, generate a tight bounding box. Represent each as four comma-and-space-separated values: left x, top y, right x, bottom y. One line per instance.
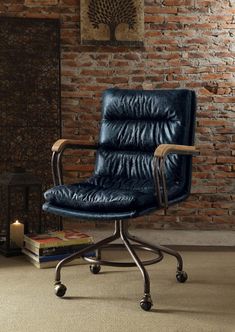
22, 229, 95, 269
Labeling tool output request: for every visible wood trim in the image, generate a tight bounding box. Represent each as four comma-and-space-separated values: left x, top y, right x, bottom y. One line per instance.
154, 144, 199, 158
52, 139, 96, 152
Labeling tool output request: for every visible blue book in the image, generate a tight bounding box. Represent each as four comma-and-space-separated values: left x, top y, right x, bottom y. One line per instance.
22, 247, 96, 266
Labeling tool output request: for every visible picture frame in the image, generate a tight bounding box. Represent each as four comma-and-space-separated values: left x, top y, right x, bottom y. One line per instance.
80, 0, 144, 46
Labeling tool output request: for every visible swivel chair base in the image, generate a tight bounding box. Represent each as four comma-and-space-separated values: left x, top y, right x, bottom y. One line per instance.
54, 220, 188, 311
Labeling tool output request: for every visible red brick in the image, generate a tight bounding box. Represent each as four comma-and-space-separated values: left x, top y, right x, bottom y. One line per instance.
60, 0, 78, 4
198, 209, 228, 216
213, 216, 235, 223
145, 16, 165, 23
163, 0, 193, 5
25, 0, 58, 4
145, 6, 177, 14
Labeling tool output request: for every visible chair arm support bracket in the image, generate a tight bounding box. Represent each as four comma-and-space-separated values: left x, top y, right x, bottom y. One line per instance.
51, 139, 97, 186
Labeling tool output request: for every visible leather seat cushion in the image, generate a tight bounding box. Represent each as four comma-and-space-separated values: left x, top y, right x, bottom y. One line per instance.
44, 175, 183, 214
44, 176, 157, 213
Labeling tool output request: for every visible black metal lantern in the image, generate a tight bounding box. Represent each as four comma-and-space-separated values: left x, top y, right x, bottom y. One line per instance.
0, 167, 42, 256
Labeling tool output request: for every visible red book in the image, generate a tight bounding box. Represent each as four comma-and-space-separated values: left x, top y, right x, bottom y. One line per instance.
24, 229, 93, 249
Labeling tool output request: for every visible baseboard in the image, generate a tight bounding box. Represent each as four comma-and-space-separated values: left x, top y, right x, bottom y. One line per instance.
161, 245, 235, 251
82, 228, 235, 249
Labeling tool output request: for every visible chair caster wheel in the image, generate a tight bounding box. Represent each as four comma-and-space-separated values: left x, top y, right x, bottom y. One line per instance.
176, 271, 188, 283
140, 294, 153, 311
90, 264, 101, 274
54, 282, 67, 297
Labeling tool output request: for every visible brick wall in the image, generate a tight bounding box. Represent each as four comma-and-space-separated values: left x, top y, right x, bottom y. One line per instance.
1, 0, 235, 230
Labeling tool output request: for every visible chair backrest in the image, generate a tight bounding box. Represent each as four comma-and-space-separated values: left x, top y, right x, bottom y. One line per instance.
94, 88, 196, 196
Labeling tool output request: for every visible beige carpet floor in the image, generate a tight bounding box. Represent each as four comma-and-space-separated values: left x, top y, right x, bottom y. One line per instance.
0, 249, 235, 332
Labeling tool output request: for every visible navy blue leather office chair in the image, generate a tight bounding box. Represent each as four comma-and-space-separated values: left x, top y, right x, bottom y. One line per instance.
43, 88, 198, 311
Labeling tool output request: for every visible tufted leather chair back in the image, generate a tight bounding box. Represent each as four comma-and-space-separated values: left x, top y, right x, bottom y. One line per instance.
94, 88, 196, 196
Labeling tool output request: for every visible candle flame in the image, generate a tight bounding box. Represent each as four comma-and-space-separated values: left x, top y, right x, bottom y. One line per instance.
14, 220, 20, 224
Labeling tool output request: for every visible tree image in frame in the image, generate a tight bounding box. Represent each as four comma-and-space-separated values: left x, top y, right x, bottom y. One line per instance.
88, 0, 137, 42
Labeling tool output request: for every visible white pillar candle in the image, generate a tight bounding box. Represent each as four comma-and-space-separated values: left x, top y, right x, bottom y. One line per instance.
10, 220, 24, 248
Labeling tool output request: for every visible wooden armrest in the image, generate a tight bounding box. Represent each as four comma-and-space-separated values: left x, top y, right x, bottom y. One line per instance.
51, 139, 97, 185
52, 139, 97, 153
153, 144, 199, 211
154, 144, 199, 158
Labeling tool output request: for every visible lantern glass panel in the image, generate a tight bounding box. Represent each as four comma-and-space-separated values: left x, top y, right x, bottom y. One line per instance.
0, 171, 42, 256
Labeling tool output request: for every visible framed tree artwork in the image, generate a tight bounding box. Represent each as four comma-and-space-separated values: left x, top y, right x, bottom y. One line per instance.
80, 0, 144, 46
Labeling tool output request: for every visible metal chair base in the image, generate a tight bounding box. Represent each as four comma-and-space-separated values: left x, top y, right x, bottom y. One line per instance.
54, 220, 188, 311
